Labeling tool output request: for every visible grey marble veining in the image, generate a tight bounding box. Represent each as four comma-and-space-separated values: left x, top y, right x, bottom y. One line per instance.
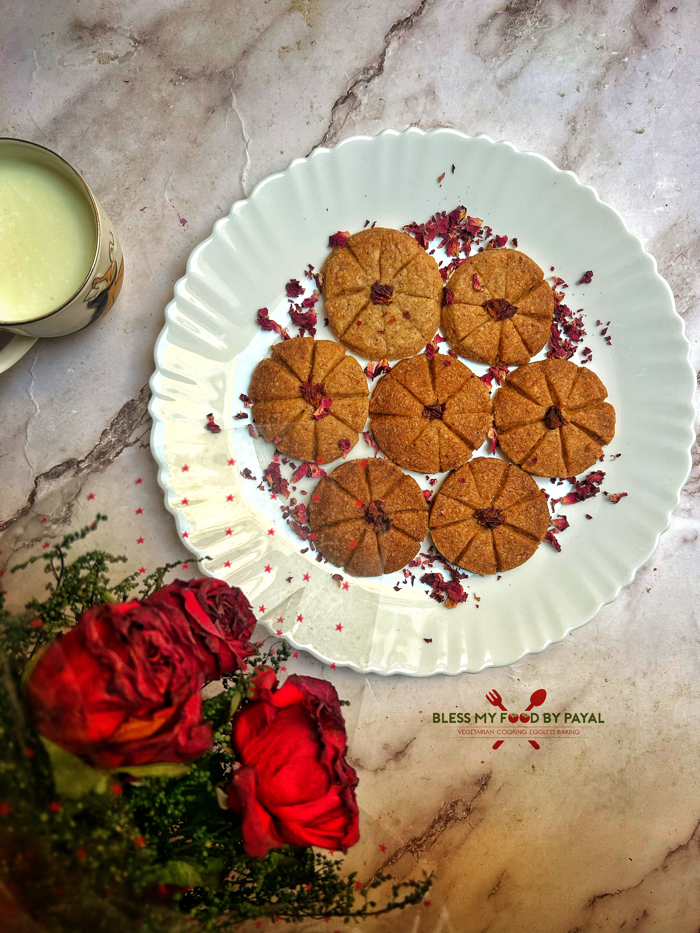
2, 1, 700, 930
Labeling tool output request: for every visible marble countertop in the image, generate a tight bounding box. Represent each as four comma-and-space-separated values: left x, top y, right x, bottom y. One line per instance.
2, 1, 699, 930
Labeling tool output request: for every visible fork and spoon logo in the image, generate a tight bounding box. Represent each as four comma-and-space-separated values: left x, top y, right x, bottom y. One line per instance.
486, 688, 547, 750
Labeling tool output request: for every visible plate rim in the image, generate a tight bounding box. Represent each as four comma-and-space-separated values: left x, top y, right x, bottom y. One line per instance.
148, 126, 696, 676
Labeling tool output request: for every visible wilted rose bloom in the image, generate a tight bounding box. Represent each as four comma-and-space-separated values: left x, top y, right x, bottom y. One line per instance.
144, 578, 256, 680
228, 668, 359, 858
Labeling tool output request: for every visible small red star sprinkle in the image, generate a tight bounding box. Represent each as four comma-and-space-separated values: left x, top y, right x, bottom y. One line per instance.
270, 493, 277, 499
224, 561, 231, 567
293, 651, 299, 658
297, 614, 303, 621
276, 629, 282, 635
139, 567, 146, 574
135, 478, 143, 484
355, 881, 363, 890
379, 844, 387, 853
181, 497, 189, 505
259, 605, 266, 613
303, 573, 310, 581
40, 517, 47, 524
330, 662, 336, 669
277, 616, 284, 623
43, 542, 50, 549
342, 582, 349, 590
182, 563, 189, 569
181, 464, 189, 472
228, 458, 235, 465
225, 528, 232, 535
137, 537, 144, 544
336, 623, 343, 631
87, 493, 95, 500
312, 494, 320, 502
226, 494, 234, 501
267, 528, 275, 535
135, 507, 143, 514
280, 665, 287, 671
265, 564, 272, 572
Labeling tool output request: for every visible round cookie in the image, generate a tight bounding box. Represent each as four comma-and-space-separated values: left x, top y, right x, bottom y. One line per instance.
443, 248, 553, 365
429, 458, 549, 575
493, 358, 616, 477
249, 337, 369, 464
322, 227, 442, 361
309, 458, 428, 577
369, 353, 493, 474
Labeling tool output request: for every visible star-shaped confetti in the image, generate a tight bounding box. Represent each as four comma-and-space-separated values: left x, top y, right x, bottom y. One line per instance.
87, 493, 95, 501
139, 567, 146, 574
297, 614, 303, 622
335, 623, 342, 631
379, 844, 387, 853
293, 652, 298, 658
303, 573, 310, 581
181, 498, 188, 505
330, 662, 336, 670
40, 517, 47, 524
135, 478, 143, 484
224, 561, 231, 568
182, 531, 189, 538
182, 563, 189, 569
342, 582, 349, 590
276, 629, 283, 636
267, 528, 275, 536
226, 494, 234, 501
227, 458, 235, 466
225, 528, 232, 536
135, 508, 143, 515
264, 565, 272, 573
137, 537, 144, 544
42, 542, 50, 549
277, 616, 284, 623
181, 464, 189, 472
259, 605, 266, 613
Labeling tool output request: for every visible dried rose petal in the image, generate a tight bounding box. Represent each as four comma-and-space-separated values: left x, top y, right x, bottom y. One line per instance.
577, 270, 594, 285
484, 298, 518, 322
205, 413, 222, 434
363, 430, 379, 455
364, 500, 392, 534
549, 515, 569, 533
328, 231, 350, 248
370, 282, 394, 305
299, 379, 327, 408
425, 340, 439, 361
263, 461, 290, 498
544, 530, 562, 552
312, 397, 332, 420
285, 278, 304, 298
437, 172, 445, 184
234, 412, 248, 420
422, 402, 446, 421
338, 438, 352, 459
472, 273, 482, 292
443, 286, 454, 305
544, 405, 566, 430
289, 306, 317, 336
240, 467, 257, 481
239, 393, 253, 408
474, 506, 505, 529
301, 293, 319, 309
256, 307, 282, 333
247, 424, 260, 440
487, 426, 498, 455
607, 492, 628, 504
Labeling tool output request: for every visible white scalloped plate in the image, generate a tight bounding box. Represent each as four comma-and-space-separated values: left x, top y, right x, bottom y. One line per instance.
149, 128, 695, 676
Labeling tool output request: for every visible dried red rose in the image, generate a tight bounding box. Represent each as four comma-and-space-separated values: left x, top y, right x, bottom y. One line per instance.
256, 308, 282, 333
577, 271, 593, 284
484, 298, 518, 322
228, 669, 359, 858
607, 492, 628, 504
443, 286, 455, 304
370, 282, 394, 305
544, 530, 561, 552
286, 279, 304, 298
312, 397, 332, 420
262, 461, 290, 498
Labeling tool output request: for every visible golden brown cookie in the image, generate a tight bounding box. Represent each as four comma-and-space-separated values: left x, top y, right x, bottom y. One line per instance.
429, 458, 549, 575
322, 227, 442, 361
249, 337, 369, 463
368, 353, 493, 474
309, 458, 428, 577
493, 359, 616, 477
443, 248, 554, 365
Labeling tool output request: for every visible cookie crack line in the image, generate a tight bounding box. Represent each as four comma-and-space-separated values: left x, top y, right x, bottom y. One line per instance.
498, 379, 552, 408
509, 278, 543, 307
277, 406, 314, 442
368, 469, 404, 504
337, 298, 371, 338
270, 355, 308, 385
562, 416, 609, 447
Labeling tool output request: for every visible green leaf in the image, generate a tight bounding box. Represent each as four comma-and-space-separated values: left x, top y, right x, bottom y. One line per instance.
41, 738, 110, 798
152, 860, 204, 888
117, 761, 190, 779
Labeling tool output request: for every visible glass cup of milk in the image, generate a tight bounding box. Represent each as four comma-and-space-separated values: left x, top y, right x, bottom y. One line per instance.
0, 138, 124, 374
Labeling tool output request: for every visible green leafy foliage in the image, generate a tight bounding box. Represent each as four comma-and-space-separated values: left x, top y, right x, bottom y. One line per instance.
0, 518, 432, 931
